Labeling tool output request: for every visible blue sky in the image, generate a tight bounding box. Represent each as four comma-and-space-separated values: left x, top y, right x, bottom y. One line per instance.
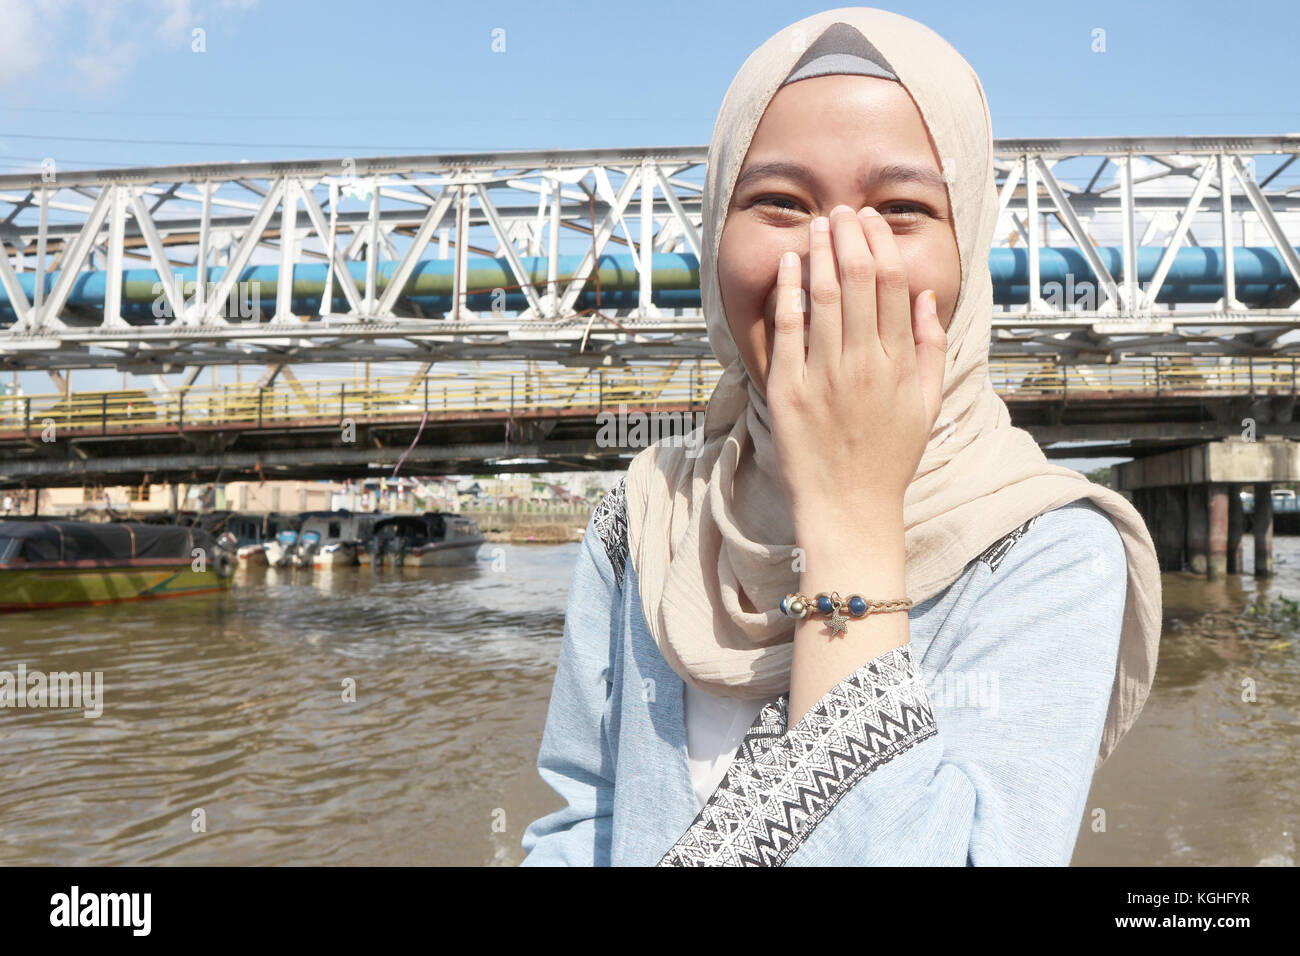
1, 0, 1296, 173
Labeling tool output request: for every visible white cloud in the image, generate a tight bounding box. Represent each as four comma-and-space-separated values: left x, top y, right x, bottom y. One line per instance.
0, 0, 259, 91
0, 0, 60, 87
157, 0, 199, 43
70, 0, 141, 90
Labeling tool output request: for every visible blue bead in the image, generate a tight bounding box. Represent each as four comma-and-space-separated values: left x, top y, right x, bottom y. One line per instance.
817, 595, 834, 614
780, 596, 790, 616
848, 595, 867, 616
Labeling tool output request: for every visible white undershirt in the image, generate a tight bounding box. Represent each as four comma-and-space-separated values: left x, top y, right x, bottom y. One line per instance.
683, 683, 780, 810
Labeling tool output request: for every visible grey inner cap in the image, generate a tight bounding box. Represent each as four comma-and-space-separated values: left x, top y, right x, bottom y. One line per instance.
781, 21, 898, 86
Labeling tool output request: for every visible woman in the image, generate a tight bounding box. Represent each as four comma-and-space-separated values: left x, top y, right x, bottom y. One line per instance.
521, 6, 1162, 866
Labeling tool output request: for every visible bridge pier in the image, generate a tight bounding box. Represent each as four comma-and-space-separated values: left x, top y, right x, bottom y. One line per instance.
1114, 438, 1291, 578
1207, 483, 1229, 578
1227, 482, 1245, 574
1152, 485, 1186, 570
1254, 480, 1274, 577
1186, 483, 1208, 574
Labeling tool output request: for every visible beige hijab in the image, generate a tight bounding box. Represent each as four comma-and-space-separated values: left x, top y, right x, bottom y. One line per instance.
623, 7, 1163, 770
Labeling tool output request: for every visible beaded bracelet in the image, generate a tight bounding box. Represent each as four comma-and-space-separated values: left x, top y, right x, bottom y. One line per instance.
779, 590, 913, 637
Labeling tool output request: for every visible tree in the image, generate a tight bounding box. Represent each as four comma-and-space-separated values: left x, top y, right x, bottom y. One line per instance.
1083, 465, 1114, 487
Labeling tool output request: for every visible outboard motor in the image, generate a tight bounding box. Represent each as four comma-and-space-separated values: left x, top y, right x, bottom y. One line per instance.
294, 529, 321, 568
366, 530, 385, 567
213, 531, 239, 578
370, 527, 398, 568
266, 527, 298, 567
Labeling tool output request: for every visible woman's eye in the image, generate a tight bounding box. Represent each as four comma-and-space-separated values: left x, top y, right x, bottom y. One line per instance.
753, 198, 930, 220
880, 203, 929, 219
754, 197, 804, 217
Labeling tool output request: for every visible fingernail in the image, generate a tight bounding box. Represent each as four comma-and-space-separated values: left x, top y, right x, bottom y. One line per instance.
928, 290, 938, 313
812, 216, 830, 233
860, 206, 880, 218
781, 251, 798, 269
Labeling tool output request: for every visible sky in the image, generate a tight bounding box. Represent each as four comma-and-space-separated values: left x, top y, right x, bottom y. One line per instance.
1, 0, 1296, 475
1, 0, 1296, 171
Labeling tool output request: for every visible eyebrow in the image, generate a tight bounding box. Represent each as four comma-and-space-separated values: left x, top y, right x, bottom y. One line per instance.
733, 160, 948, 195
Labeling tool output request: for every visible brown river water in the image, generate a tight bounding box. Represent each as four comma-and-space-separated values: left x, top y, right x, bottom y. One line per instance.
0, 536, 1295, 866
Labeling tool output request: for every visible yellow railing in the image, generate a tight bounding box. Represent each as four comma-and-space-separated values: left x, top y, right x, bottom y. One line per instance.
1, 357, 1297, 436
986, 357, 1300, 394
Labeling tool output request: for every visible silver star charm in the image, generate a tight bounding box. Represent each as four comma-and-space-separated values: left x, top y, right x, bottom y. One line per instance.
826, 605, 849, 637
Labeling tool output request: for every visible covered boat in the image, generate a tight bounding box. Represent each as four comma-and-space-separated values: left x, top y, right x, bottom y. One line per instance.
291, 510, 378, 569
200, 511, 298, 566
367, 512, 484, 567
0, 518, 237, 612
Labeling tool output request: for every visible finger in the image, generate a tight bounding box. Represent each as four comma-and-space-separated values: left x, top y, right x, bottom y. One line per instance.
807, 214, 840, 372
771, 249, 806, 391
857, 206, 914, 365
829, 204, 880, 362
911, 289, 948, 426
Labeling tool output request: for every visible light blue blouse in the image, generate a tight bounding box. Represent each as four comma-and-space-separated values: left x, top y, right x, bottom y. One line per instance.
520, 474, 1128, 866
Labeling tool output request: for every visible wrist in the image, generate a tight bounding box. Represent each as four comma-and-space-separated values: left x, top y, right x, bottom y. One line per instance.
793, 504, 905, 596
792, 499, 905, 553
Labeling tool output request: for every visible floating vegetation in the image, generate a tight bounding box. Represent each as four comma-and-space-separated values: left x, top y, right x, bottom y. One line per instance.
1238, 595, 1300, 641
1164, 596, 1300, 644
1170, 611, 1286, 642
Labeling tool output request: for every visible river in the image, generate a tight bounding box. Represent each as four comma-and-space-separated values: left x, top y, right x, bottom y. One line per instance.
0, 536, 1295, 866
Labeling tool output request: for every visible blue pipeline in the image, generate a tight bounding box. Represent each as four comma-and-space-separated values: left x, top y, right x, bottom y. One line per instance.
1, 247, 1297, 322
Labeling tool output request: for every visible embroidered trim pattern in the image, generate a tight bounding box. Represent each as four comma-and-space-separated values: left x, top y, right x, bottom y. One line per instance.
591, 475, 628, 589
657, 644, 937, 866
977, 515, 1040, 573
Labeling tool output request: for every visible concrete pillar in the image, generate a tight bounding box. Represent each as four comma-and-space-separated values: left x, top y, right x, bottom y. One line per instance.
1227, 482, 1244, 574
1132, 487, 1150, 531
1254, 481, 1274, 577
1208, 483, 1229, 579
1186, 484, 1209, 575
1155, 486, 1186, 571
1150, 487, 1164, 568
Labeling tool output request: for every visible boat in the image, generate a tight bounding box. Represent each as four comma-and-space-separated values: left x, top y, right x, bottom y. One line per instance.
219, 512, 299, 566
366, 512, 484, 567
168, 510, 291, 567
264, 525, 299, 568
0, 518, 237, 612
124, 510, 296, 567
291, 510, 379, 569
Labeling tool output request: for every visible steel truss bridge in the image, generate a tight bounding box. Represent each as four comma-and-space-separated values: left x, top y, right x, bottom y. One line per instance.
2, 136, 1300, 488
0, 135, 1297, 384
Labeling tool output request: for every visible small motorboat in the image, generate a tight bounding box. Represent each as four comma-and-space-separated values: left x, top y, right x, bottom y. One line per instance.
264, 526, 299, 568
367, 512, 484, 567
366, 517, 413, 568
0, 518, 237, 612
291, 510, 378, 569
199, 511, 297, 567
